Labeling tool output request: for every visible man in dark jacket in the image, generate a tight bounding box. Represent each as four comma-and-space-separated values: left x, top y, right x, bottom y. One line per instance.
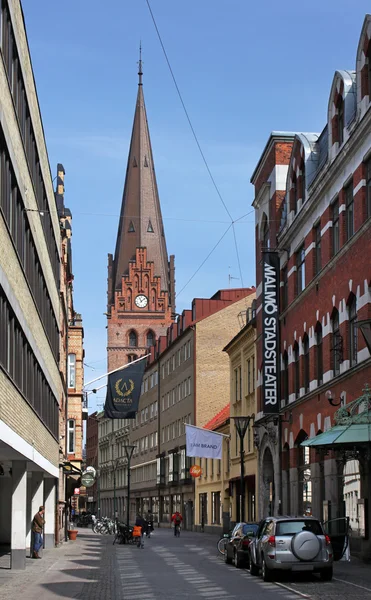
32, 506, 45, 558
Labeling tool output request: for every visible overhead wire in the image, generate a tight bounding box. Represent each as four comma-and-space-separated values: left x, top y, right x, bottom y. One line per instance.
145, 0, 251, 298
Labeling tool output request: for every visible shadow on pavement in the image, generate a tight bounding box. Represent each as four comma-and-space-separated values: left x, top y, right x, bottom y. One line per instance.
40, 581, 98, 598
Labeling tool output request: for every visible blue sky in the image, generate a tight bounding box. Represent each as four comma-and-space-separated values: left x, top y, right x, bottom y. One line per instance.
22, 0, 371, 412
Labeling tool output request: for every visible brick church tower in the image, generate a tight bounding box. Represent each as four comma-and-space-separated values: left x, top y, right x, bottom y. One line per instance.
107, 57, 175, 371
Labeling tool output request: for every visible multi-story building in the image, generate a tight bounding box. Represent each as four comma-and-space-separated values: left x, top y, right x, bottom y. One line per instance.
0, 0, 62, 568
128, 288, 255, 528
56, 163, 85, 525
194, 404, 230, 534
86, 412, 99, 514
98, 57, 176, 514
224, 301, 258, 525
251, 15, 371, 556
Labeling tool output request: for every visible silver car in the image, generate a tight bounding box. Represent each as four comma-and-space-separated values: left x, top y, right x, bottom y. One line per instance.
249, 516, 334, 581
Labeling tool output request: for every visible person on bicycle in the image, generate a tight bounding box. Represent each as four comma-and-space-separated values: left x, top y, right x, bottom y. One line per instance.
171, 511, 183, 536
135, 514, 147, 548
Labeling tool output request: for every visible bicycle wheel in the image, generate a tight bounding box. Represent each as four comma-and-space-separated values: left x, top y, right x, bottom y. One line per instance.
217, 537, 227, 555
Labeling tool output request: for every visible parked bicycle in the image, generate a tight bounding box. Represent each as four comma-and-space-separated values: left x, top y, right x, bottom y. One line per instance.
217, 534, 229, 555
113, 522, 135, 545
93, 516, 115, 535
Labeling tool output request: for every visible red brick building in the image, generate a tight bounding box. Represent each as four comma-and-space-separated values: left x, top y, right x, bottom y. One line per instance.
252, 15, 371, 539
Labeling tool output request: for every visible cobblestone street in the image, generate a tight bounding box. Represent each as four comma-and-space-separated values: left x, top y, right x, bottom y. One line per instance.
0, 528, 371, 600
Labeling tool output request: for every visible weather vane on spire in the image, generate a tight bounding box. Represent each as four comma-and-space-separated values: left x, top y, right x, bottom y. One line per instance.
138, 42, 143, 85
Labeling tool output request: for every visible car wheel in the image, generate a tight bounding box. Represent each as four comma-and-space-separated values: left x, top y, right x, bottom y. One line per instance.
224, 549, 232, 565
261, 556, 273, 582
320, 567, 333, 581
234, 550, 245, 569
249, 555, 259, 576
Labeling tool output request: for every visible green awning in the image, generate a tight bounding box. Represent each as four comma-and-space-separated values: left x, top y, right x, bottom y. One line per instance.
301, 423, 371, 448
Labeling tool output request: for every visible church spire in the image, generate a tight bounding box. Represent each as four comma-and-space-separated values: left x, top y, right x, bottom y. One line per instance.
108, 57, 175, 312
138, 42, 143, 86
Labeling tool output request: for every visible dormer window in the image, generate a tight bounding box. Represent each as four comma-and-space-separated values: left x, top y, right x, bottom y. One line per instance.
337, 97, 344, 146
301, 161, 306, 203
291, 173, 298, 213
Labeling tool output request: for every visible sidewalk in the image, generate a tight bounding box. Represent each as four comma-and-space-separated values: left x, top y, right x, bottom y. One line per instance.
0, 529, 121, 600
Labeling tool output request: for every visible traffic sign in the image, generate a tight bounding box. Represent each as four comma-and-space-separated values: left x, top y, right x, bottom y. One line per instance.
81, 471, 95, 488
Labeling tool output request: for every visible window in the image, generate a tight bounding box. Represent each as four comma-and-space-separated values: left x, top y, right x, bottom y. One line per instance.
68, 354, 76, 388
294, 343, 300, 398
303, 335, 310, 393
291, 173, 298, 213
368, 42, 371, 99
345, 181, 354, 241
367, 158, 371, 219
67, 419, 75, 454
212, 492, 221, 524
337, 97, 344, 146
129, 330, 137, 347
349, 296, 358, 367
281, 266, 288, 310
282, 352, 289, 405
296, 246, 305, 295
315, 323, 323, 386
252, 356, 255, 391
247, 359, 251, 394
332, 310, 341, 376
314, 223, 321, 275
332, 199, 340, 255
146, 330, 154, 347
301, 162, 306, 203
262, 215, 269, 249
128, 354, 138, 363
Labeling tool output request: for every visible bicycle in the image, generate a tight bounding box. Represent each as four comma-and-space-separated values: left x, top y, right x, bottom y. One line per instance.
217, 535, 229, 555
174, 523, 181, 537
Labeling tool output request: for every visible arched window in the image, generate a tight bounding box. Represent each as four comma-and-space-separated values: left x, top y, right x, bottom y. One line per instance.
303, 335, 310, 393
348, 296, 358, 367
68, 353, 76, 388
261, 213, 269, 249
331, 310, 341, 376
282, 351, 289, 405
146, 330, 155, 347
129, 330, 137, 347
293, 342, 300, 398
301, 161, 306, 203
315, 322, 323, 386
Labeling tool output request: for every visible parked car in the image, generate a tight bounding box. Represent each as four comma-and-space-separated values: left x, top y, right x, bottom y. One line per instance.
224, 522, 259, 568
248, 516, 334, 581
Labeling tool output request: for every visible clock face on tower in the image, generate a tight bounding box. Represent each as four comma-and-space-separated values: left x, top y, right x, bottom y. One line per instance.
135, 294, 148, 308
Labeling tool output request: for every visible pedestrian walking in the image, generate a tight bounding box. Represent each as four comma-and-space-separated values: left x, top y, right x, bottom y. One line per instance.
145, 509, 154, 537
32, 505, 45, 559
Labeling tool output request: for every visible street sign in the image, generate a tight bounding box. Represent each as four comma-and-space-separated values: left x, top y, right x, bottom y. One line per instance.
88, 496, 94, 502
81, 472, 95, 488
190, 465, 202, 478
85, 466, 96, 478
74, 488, 80, 495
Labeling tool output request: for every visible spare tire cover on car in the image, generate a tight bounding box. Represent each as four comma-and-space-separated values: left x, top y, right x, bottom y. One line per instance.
291, 531, 321, 561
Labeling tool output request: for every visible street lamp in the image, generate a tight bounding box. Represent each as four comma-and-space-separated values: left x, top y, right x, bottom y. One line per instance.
124, 444, 136, 528
231, 415, 255, 523
111, 458, 120, 520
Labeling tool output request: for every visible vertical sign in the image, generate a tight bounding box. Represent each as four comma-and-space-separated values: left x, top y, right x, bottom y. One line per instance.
262, 252, 280, 414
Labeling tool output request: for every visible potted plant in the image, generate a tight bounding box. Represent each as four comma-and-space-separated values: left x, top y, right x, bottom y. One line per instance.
67, 522, 78, 541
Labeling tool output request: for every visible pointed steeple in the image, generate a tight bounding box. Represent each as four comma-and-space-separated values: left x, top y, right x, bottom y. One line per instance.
108, 54, 175, 310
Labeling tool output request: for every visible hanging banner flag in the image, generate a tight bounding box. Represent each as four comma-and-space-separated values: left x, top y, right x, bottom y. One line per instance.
262, 251, 280, 414
104, 359, 146, 419
186, 424, 223, 459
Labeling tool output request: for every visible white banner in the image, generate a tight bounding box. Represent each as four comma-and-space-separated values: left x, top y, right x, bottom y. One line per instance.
186, 425, 222, 459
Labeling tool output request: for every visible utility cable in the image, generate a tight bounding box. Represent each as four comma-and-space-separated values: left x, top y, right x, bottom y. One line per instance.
145, 0, 252, 298
175, 223, 232, 299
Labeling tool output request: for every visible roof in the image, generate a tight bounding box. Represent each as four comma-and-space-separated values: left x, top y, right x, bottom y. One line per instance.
110, 73, 170, 304
203, 404, 230, 431
302, 423, 371, 448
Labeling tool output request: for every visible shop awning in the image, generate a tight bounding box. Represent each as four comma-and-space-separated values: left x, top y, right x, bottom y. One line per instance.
301, 423, 371, 448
